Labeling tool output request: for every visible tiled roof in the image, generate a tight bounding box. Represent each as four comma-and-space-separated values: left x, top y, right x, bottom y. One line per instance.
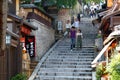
21, 4, 54, 19
8, 13, 38, 30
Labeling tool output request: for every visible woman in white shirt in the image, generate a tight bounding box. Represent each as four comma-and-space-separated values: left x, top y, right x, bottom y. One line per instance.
72, 18, 80, 29
65, 20, 71, 37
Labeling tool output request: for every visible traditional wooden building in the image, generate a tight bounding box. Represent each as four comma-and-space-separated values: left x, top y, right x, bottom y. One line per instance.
0, 0, 38, 79
92, 0, 120, 79
7, 12, 38, 79
21, 4, 55, 60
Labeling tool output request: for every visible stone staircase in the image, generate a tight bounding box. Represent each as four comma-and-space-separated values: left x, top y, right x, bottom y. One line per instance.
30, 61, 39, 75
29, 18, 97, 80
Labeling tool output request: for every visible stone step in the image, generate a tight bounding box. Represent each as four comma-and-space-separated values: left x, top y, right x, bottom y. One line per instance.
43, 63, 91, 66
52, 50, 95, 52
49, 54, 94, 57
41, 64, 91, 68
46, 58, 94, 60
51, 51, 95, 53
48, 56, 94, 58
42, 63, 91, 66
35, 75, 92, 80
46, 58, 93, 61
38, 72, 92, 76
56, 45, 94, 47
44, 61, 92, 64
39, 68, 92, 72
30, 61, 38, 68
45, 60, 93, 63
48, 55, 94, 57
55, 45, 94, 47
51, 51, 94, 54
38, 71, 92, 75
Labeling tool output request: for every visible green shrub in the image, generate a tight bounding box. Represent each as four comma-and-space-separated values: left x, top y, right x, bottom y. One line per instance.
96, 62, 107, 80
107, 54, 120, 80
96, 34, 102, 38
10, 73, 27, 80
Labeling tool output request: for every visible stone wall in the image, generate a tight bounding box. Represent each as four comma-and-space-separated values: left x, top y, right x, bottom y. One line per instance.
30, 19, 55, 60
57, 8, 71, 32
57, 2, 82, 32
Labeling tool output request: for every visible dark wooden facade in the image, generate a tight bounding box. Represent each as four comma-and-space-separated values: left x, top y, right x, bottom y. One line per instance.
8, 0, 16, 14
0, 0, 8, 80
0, 1, 38, 79
94, 1, 120, 63
6, 13, 22, 79
27, 12, 52, 27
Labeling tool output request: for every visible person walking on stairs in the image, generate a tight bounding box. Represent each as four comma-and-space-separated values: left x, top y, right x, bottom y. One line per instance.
72, 18, 80, 30
64, 20, 71, 37
76, 29, 83, 49
69, 26, 76, 51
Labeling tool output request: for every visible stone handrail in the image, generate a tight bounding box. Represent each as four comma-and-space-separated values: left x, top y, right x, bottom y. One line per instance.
91, 39, 114, 67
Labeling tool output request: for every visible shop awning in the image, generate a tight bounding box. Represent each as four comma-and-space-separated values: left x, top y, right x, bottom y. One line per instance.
21, 4, 54, 19
23, 20, 38, 30
103, 37, 113, 45
92, 9, 109, 26
8, 13, 38, 30
91, 39, 114, 67
104, 30, 120, 45
8, 13, 22, 22
100, 9, 120, 30
110, 16, 120, 27
98, 9, 110, 17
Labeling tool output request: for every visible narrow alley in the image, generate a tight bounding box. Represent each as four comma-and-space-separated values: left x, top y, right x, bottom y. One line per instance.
29, 18, 98, 80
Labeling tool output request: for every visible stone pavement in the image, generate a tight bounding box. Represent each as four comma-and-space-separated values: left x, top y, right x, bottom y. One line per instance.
29, 17, 98, 80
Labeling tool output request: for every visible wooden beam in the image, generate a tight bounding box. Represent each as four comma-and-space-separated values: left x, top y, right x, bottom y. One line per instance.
0, 0, 7, 51
0, 0, 8, 80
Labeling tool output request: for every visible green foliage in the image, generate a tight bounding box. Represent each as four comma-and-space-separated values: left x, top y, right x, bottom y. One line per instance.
83, 0, 104, 4
20, 0, 77, 10
96, 64, 103, 80
41, 0, 77, 9
96, 34, 102, 38
107, 54, 120, 80
96, 62, 107, 80
57, 0, 77, 9
20, 0, 31, 4
10, 73, 27, 80
34, 2, 45, 12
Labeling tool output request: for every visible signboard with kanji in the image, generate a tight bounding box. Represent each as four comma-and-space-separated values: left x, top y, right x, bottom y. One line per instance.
25, 36, 35, 57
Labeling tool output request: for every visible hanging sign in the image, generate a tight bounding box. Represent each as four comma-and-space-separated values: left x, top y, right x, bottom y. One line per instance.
25, 36, 35, 57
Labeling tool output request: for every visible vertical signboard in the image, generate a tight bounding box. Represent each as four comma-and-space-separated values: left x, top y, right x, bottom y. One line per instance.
25, 36, 35, 57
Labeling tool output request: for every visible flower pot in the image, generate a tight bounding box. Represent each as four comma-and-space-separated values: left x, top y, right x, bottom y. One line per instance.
101, 74, 109, 80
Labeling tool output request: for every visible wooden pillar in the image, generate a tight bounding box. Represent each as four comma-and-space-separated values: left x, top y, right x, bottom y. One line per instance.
0, 0, 8, 80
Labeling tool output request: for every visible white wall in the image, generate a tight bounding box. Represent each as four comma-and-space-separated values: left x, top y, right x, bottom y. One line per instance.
30, 19, 55, 60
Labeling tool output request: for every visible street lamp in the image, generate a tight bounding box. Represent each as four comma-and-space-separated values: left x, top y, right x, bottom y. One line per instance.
6, 34, 11, 80
6, 34, 11, 44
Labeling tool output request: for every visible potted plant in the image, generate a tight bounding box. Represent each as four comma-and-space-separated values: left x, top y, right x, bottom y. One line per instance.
10, 73, 27, 80
96, 61, 108, 80
95, 31, 103, 52
107, 53, 120, 80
